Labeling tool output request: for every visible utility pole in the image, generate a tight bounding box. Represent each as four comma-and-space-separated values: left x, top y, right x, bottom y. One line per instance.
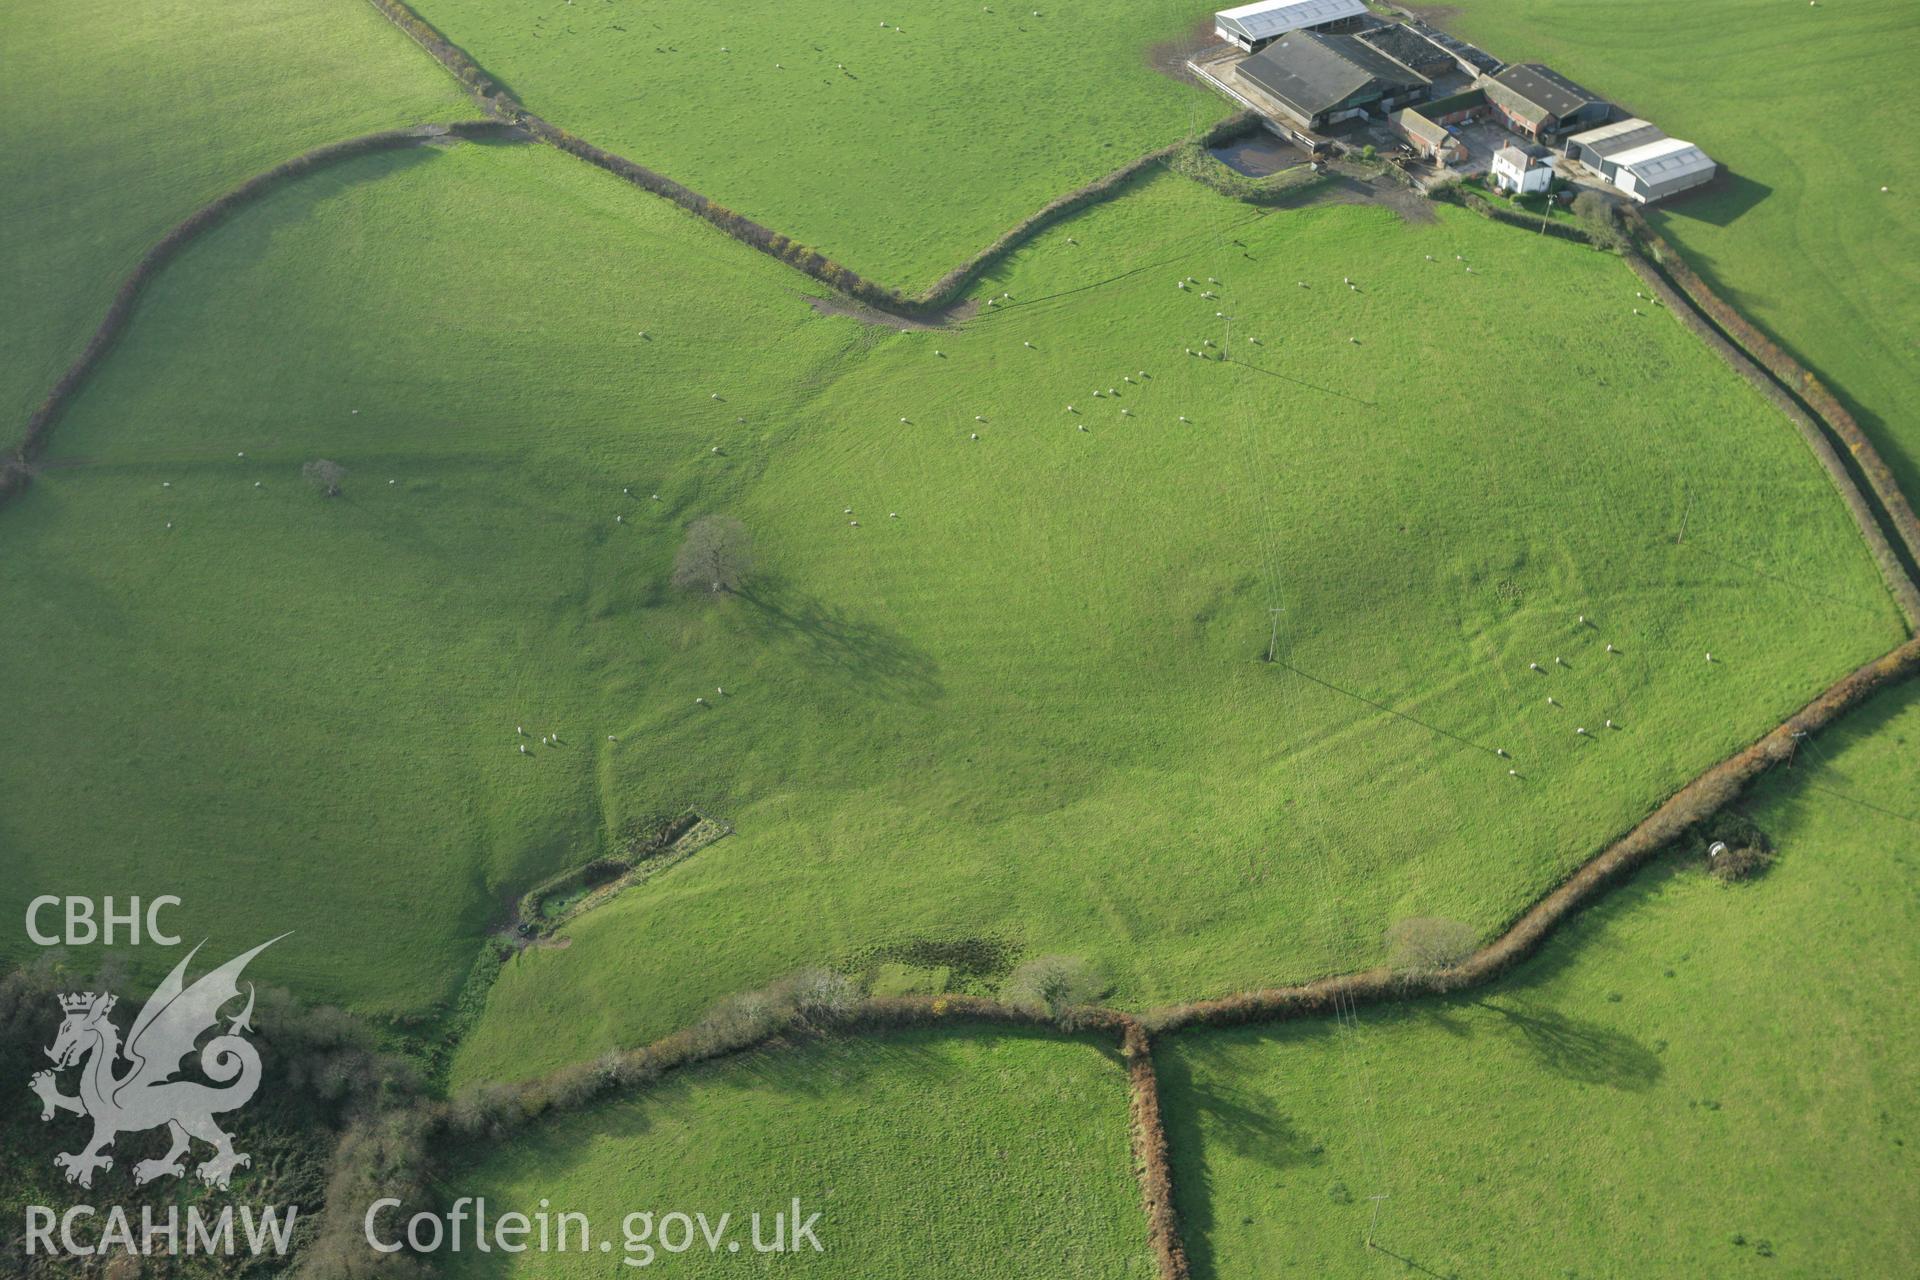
1266, 607, 1283, 663
1787, 729, 1808, 768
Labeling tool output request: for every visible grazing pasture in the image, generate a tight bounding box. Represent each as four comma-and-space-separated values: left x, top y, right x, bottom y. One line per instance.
0, 142, 1898, 1062
0, 0, 475, 439
1445, 0, 1920, 495
1159, 678, 1920, 1278
402, 0, 1225, 288
440, 1026, 1150, 1278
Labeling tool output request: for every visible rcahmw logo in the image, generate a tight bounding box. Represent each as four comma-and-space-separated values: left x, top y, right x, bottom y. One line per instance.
23, 934, 300, 1260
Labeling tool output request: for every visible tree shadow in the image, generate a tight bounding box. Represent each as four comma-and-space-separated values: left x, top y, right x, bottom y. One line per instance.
1473, 999, 1663, 1091
733, 578, 943, 705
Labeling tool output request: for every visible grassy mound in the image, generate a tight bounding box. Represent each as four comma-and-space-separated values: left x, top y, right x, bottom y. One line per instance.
1159, 679, 1920, 1278
1443, 0, 1920, 497
440, 1025, 1148, 1278
0, 0, 477, 434
403, 0, 1224, 288
0, 142, 1898, 1057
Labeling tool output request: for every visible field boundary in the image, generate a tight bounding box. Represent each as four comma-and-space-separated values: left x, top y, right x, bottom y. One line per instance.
305, 637, 1919, 1280
0, 120, 512, 510
361, 0, 1261, 320
1623, 242, 1920, 629
1624, 209, 1920, 598
1149, 636, 1920, 1031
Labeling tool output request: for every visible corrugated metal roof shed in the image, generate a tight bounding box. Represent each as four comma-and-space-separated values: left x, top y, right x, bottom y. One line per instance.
1567, 117, 1666, 159
1216, 0, 1369, 45
1613, 136, 1716, 185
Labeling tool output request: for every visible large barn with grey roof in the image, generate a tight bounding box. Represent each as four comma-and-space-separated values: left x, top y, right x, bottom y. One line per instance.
1236, 29, 1431, 131
1480, 62, 1609, 139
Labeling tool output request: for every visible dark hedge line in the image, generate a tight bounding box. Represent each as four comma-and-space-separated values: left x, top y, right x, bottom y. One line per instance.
364, 0, 519, 114
2, 122, 510, 514
909, 114, 1257, 309
366, 0, 1250, 322
1624, 208, 1920, 577
1149, 637, 1920, 1034
1624, 252, 1920, 628
299, 987, 1194, 1280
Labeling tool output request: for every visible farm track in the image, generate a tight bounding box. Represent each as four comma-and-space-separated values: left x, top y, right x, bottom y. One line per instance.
8, 4, 1918, 1276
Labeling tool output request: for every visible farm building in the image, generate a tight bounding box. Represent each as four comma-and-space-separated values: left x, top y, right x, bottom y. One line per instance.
1608, 137, 1717, 202
1418, 87, 1490, 127
1565, 116, 1666, 173
1390, 107, 1466, 163
1213, 0, 1370, 53
1354, 24, 1458, 81
1237, 30, 1431, 130
1490, 142, 1554, 194
1480, 63, 1609, 139
1566, 118, 1715, 200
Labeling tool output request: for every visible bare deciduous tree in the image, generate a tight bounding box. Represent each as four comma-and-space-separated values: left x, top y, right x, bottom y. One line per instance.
1384, 916, 1477, 976
672, 515, 752, 594
303, 459, 348, 497
1002, 955, 1106, 1019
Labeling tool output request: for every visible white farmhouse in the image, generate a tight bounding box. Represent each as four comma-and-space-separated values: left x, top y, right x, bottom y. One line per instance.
1490, 143, 1553, 195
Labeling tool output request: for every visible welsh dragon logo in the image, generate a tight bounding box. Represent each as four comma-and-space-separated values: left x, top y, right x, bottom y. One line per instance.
29, 935, 286, 1190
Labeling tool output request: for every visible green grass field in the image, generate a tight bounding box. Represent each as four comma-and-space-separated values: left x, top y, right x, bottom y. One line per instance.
0, 141, 1899, 1063
403, 0, 1224, 289
1445, 0, 1920, 497
0, 0, 476, 440
441, 1026, 1151, 1278
1159, 678, 1920, 1278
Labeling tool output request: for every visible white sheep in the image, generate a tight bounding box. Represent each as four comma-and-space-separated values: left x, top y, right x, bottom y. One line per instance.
1576, 726, 1589, 736
970, 432, 979, 440
254, 481, 262, 488
520, 744, 530, 755
1530, 662, 1543, 671
1509, 769, 1519, 777
1547, 695, 1559, 706
1024, 340, 1035, 348
976, 415, 987, 422
1606, 643, 1617, 653
1178, 415, 1191, 423
1605, 719, 1616, 729
1496, 748, 1509, 758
